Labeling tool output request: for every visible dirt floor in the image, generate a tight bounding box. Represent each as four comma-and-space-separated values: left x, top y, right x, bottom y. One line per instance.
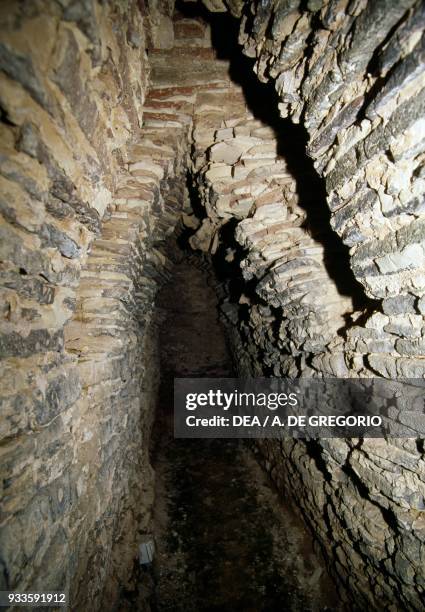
150, 259, 343, 612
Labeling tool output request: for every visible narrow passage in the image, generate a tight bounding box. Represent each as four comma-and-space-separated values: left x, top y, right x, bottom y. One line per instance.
151, 258, 341, 612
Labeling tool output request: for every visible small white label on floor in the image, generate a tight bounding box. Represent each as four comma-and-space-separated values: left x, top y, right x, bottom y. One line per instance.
139, 540, 155, 565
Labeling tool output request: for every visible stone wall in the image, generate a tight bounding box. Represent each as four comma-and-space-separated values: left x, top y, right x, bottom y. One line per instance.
186, 1, 425, 609
0, 1, 193, 607
0, 3, 256, 607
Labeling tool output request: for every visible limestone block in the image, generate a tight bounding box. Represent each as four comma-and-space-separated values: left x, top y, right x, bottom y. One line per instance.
209, 141, 245, 164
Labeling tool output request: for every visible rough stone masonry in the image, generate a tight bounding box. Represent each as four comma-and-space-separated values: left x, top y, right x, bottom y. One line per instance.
0, 1, 424, 611
187, 1, 425, 610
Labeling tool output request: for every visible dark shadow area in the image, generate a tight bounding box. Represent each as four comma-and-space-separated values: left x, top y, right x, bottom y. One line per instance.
209, 218, 252, 303
175, 0, 378, 326
148, 256, 342, 612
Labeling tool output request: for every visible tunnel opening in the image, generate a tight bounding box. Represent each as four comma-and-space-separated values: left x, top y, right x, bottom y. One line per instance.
116, 4, 413, 608
137, 0, 360, 587
144, 248, 342, 612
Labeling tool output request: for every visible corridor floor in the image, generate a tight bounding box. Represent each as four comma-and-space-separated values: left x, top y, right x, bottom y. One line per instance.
150, 259, 342, 612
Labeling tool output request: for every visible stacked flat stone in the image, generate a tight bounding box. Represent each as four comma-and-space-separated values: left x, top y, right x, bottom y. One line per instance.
191, 114, 353, 373
188, 2, 425, 609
